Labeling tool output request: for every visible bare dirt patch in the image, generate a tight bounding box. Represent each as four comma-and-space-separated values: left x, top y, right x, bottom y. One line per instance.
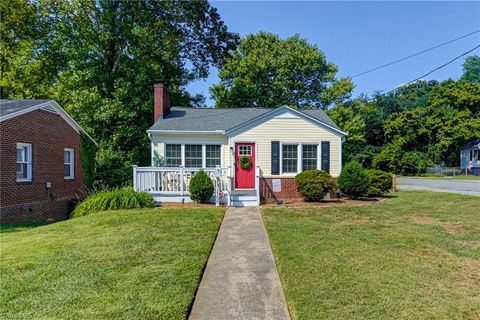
410, 216, 464, 234
456, 240, 480, 249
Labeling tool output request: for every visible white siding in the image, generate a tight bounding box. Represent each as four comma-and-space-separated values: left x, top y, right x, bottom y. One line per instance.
229, 117, 342, 177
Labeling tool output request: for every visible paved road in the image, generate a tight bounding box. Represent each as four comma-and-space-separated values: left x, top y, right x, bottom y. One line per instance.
397, 177, 480, 196
189, 207, 290, 320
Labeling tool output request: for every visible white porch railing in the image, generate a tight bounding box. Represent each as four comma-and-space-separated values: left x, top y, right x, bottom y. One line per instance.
133, 166, 232, 204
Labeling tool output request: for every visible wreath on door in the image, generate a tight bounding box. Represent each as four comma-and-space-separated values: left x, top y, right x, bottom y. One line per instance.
239, 156, 252, 169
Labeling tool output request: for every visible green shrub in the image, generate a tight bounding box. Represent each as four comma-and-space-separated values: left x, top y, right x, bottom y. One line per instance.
295, 170, 337, 202
400, 151, 432, 176
80, 133, 96, 191
367, 169, 393, 197
338, 161, 371, 198
366, 186, 385, 197
189, 171, 214, 203
71, 188, 154, 218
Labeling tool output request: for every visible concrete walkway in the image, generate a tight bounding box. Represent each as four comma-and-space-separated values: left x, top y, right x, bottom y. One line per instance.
189, 207, 291, 320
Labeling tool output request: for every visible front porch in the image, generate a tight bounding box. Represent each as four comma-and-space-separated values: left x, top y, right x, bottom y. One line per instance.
132, 166, 260, 206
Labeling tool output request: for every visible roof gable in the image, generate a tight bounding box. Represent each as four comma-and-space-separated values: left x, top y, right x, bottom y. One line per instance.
0, 100, 97, 145
226, 106, 346, 137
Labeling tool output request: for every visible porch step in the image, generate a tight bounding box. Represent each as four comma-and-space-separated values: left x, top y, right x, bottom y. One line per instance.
231, 194, 258, 207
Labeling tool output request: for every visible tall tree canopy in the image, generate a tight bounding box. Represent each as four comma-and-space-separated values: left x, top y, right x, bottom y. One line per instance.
1, 0, 238, 187
210, 32, 354, 109
462, 55, 480, 83
331, 75, 480, 174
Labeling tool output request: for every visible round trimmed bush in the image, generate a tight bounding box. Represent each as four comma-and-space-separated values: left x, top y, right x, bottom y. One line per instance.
295, 170, 336, 202
338, 161, 371, 198
189, 170, 214, 203
71, 187, 154, 218
367, 169, 393, 196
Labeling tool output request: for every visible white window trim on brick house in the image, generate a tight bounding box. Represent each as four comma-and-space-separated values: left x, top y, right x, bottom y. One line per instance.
64, 148, 75, 179
16, 143, 32, 182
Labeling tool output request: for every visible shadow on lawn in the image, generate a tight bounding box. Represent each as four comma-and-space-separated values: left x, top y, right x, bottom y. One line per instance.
0, 221, 54, 234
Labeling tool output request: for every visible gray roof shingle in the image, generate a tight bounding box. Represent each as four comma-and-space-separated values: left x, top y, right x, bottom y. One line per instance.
0, 99, 51, 117
149, 107, 341, 133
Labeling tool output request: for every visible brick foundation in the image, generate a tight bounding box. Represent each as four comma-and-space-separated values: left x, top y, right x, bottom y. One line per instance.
260, 177, 339, 203
0, 109, 86, 224
260, 177, 302, 203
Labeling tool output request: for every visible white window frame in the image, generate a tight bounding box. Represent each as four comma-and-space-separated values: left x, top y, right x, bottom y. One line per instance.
280, 142, 323, 175
280, 143, 299, 174
64, 148, 75, 179
163, 142, 224, 169
16, 143, 32, 182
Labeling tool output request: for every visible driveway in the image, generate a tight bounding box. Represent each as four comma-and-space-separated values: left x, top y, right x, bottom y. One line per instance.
397, 177, 480, 196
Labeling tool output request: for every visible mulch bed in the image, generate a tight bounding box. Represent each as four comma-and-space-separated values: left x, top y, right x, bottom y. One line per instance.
261, 196, 387, 208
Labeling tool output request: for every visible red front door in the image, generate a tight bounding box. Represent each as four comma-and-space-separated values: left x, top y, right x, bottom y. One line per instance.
235, 142, 255, 189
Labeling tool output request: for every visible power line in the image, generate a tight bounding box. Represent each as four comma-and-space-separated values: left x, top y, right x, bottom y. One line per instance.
382, 43, 480, 96
352, 29, 480, 78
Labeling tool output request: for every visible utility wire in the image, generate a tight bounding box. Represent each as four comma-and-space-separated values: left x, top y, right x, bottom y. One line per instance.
382, 43, 480, 96
352, 29, 480, 78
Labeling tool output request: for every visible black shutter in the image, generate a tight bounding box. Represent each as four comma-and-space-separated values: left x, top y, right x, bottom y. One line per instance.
271, 141, 280, 175
321, 141, 330, 173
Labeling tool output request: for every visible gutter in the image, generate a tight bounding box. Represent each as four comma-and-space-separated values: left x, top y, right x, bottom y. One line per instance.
146, 129, 226, 136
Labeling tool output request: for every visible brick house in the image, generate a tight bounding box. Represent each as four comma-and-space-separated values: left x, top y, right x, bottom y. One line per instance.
133, 83, 345, 206
0, 100, 96, 224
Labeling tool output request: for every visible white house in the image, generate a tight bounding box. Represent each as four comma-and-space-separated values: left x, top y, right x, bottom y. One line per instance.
133, 83, 346, 206
460, 138, 480, 173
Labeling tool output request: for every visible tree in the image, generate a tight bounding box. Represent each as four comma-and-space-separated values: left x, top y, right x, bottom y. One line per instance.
462, 55, 480, 83
327, 102, 366, 164
0, 0, 61, 98
2, 0, 239, 187
210, 32, 354, 109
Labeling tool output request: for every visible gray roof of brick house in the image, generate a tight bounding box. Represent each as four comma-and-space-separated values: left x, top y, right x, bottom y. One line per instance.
149, 106, 341, 132
0, 99, 51, 117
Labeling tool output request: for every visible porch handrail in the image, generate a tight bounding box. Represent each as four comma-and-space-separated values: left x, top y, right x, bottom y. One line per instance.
255, 165, 260, 205
133, 166, 231, 199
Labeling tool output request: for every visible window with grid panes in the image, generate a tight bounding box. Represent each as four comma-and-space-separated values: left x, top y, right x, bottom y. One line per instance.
185, 144, 202, 167
206, 145, 221, 168
282, 144, 298, 173
166, 144, 181, 167
302, 145, 317, 170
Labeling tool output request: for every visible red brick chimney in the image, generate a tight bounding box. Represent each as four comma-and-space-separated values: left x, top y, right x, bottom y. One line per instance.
154, 82, 171, 122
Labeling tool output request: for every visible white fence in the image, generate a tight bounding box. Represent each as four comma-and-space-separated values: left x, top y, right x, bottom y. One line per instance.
133, 166, 231, 197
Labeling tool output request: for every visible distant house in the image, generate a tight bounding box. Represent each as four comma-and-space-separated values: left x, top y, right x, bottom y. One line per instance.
0, 100, 96, 224
460, 138, 480, 173
133, 83, 345, 206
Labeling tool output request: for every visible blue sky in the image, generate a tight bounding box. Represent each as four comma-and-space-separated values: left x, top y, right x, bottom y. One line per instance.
187, 1, 480, 107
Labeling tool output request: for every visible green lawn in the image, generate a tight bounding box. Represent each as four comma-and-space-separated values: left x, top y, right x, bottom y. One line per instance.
263, 192, 480, 320
0, 207, 224, 319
